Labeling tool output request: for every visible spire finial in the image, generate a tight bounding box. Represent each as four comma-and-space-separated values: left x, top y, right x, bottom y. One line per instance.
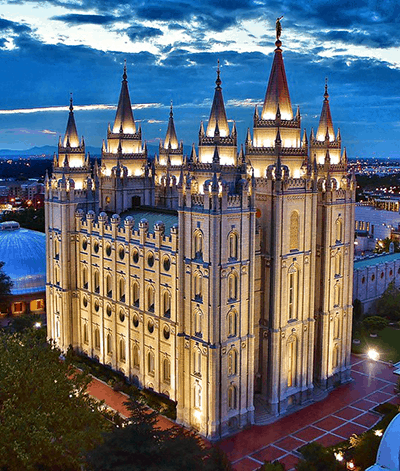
123, 59, 127, 81
216, 59, 221, 88
275, 16, 283, 48
69, 93, 73, 112
324, 77, 329, 100
170, 100, 173, 117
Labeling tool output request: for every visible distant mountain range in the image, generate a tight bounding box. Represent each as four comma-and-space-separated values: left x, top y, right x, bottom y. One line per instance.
0, 146, 101, 158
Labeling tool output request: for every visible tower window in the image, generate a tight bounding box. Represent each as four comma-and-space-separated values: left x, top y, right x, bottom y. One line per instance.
163, 358, 171, 383
132, 282, 140, 307
193, 310, 202, 337
106, 274, 112, 298
119, 338, 126, 362
228, 273, 238, 301
288, 265, 298, 320
228, 310, 238, 337
147, 286, 155, 312
228, 349, 238, 376
194, 382, 202, 410
163, 291, 171, 318
194, 272, 202, 301
229, 232, 238, 260
94, 328, 100, 350
133, 345, 140, 369
194, 231, 203, 260
287, 336, 297, 388
94, 271, 100, 293
228, 385, 238, 411
332, 343, 339, 369
148, 351, 155, 375
289, 211, 299, 251
106, 333, 112, 355
193, 348, 202, 375
336, 218, 343, 243
119, 278, 125, 302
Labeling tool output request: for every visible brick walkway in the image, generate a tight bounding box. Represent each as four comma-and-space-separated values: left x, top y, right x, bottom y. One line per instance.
86, 356, 399, 471
219, 355, 400, 471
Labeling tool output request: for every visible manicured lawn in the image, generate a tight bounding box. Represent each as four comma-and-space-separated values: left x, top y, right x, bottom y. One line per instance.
352, 326, 400, 363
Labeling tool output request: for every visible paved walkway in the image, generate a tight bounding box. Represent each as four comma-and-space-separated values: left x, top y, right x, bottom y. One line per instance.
219, 355, 400, 471
86, 355, 399, 471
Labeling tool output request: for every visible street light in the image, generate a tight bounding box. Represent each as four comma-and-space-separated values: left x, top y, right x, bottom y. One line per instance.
334, 451, 344, 462
368, 349, 379, 361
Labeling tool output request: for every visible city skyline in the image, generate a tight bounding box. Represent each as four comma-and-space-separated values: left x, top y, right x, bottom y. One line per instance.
0, 1, 399, 158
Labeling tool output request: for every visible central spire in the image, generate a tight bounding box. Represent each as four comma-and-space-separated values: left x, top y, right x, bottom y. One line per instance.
261, 38, 293, 120
112, 60, 136, 134
316, 78, 335, 142
164, 101, 179, 149
63, 94, 80, 147
206, 60, 230, 138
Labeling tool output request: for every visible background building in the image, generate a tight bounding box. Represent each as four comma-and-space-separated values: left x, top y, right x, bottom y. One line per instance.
45, 37, 355, 439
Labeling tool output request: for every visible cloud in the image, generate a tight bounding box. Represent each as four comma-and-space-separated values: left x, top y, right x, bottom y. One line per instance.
0, 17, 31, 34
0, 103, 162, 115
50, 14, 118, 26
125, 25, 163, 41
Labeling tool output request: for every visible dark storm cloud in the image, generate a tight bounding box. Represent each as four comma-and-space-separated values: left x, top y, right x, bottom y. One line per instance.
125, 25, 163, 41
51, 13, 118, 25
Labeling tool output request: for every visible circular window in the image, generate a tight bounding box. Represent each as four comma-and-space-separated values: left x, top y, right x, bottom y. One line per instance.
106, 305, 112, 317
132, 314, 139, 328
83, 296, 88, 307
93, 241, 99, 253
390, 269, 393, 276
132, 249, 139, 264
119, 246, 125, 261
163, 257, 171, 272
381, 272, 384, 279
148, 320, 154, 334
82, 238, 87, 251
361, 276, 365, 284
371, 274, 375, 281
94, 301, 99, 312
147, 253, 154, 267
106, 244, 112, 257
119, 311, 125, 322
163, 325, 170, 340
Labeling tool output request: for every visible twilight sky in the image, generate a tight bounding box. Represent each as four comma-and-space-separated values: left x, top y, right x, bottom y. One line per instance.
0, 0, 399, 158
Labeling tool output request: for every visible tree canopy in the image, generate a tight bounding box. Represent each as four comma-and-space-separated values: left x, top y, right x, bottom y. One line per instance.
0, 328, 111, 471
0, 260, 12, 296
375, 281, 400, 321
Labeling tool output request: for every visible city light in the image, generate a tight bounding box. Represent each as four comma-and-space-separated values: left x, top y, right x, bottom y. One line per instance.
367, 349, 379, 361
34, 322, 42, 329
347, 460, 355, 470
374, 429, 383, 437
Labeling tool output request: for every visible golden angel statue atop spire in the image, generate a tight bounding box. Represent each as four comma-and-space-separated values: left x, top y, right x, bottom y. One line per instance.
276, 16, 283, 40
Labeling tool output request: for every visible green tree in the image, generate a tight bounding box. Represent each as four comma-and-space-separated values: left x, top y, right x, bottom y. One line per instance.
1, 207, 45, 233
0, 329, 110, 471
375, 282, 400, 321
349, 432, 381, 470
363, 316, 389, 335
296, 442, 341, 471
0, 260, 12, 296
87, 396, 230, 471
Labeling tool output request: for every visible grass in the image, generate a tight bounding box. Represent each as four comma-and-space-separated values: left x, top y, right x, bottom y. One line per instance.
352, 326, 400, 363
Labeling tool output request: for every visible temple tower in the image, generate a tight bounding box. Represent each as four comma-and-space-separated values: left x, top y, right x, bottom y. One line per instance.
46, 101, 98, 351
176, 174, 256, 438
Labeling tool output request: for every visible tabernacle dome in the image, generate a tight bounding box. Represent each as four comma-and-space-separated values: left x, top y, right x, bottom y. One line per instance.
0, 221, 46, 316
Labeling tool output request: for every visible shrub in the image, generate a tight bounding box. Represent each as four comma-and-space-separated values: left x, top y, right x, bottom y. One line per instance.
362, 316, 389, 335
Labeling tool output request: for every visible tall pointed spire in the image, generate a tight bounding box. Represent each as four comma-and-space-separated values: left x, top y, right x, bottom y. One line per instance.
63, 94, 79, 147
112, 60, 136, 134
164, 101, 179, 149
261, 38, 293, 120
316, 78, 334, 142
206, 60, 230, 138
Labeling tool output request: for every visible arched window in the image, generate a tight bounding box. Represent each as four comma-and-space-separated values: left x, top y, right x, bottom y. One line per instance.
82, 267, 88, 289
55, 266, 60, 286
289, 211, 299, 251
288, 265, 298, 320
163, 291, 171, 318
194, 382, 202, 409
132, 282, 139, 307
54, 238, 59, 259
148, 351, 155, 375
119, 278, 125, 302
332, 344, 340, 369
119, 338, 126, 362
83, 323, 88, 344
94, 327, 100, 350
336, 218, 343, 243
94, 270, 100, 293
228, 273, 238, 301
163, 358, 171, 383
193, 348, 202, 375
335, 252, 342, 277
106, 274, 112, 298
228, 385, 237, 410
228, 310, 238, 337
229, 232, 238, 260
193, 310, 202, 336
287, 335, 297, 388
194, 231, 203, 260
334, 283, 341, 307
334, 316, 340, 339
106, 333, 112, 355
147, 286, 155, 312
228, 349, 238, 376
194, 272, 202, 300
133, 345, 140, 369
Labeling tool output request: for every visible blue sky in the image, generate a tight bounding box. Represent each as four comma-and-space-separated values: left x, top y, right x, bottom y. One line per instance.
0, 0, 399, 158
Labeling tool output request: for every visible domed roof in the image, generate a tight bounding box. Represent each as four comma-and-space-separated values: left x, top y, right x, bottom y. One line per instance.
0, 222, 46, 295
